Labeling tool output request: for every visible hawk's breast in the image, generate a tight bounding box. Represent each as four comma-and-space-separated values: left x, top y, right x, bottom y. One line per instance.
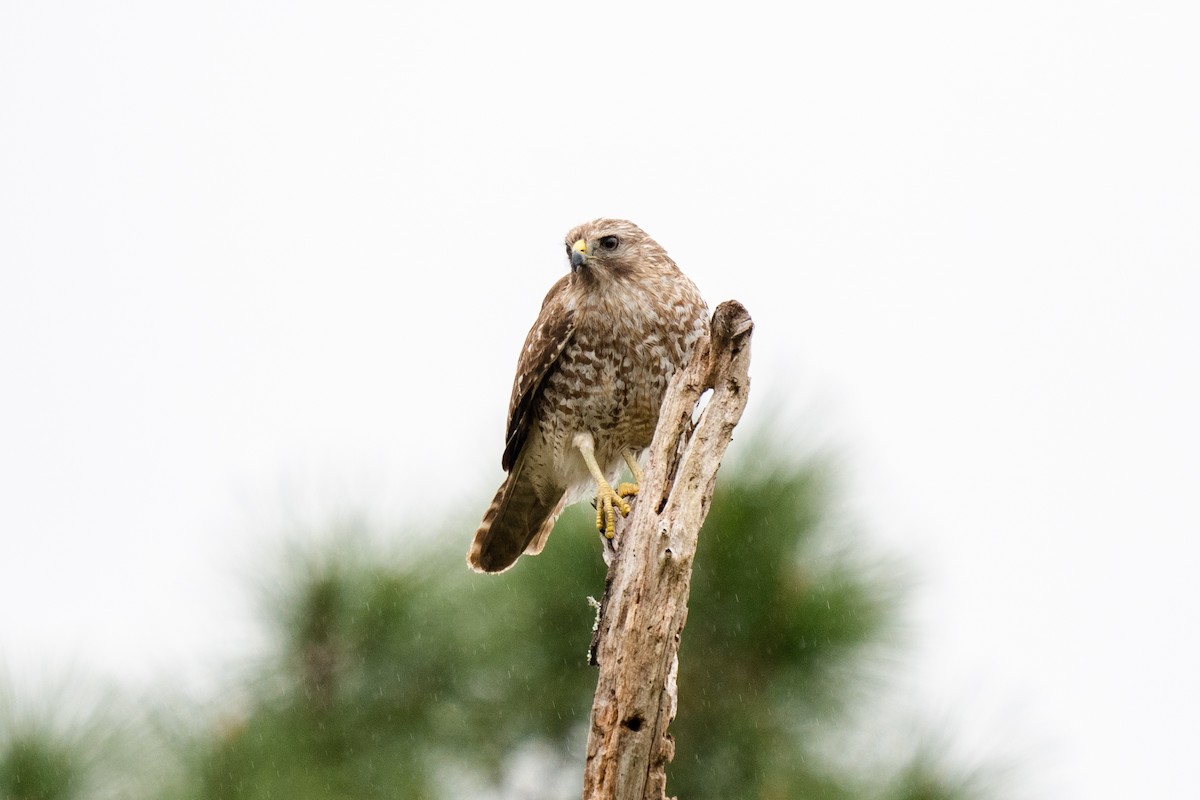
536, 273, 707, 477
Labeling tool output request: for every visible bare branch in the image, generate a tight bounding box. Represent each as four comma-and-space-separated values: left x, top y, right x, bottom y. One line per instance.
582, 300, 754, 800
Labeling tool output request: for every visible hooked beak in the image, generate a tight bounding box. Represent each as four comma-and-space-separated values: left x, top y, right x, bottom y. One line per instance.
570, 239, 588, 271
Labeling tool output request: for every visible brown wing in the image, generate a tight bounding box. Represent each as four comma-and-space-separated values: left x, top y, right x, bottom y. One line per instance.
501, 275, 574, 471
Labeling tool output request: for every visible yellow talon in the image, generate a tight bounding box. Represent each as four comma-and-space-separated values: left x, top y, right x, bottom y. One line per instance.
617, 449, 642, 502
574, 435, 640, 539
594, 483, 631, 538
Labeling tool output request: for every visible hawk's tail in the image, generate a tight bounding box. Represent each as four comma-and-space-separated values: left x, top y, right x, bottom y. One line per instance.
467, 460, 565, 573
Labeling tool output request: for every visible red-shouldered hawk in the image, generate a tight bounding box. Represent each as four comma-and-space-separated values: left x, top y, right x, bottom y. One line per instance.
467, 219, 708, 573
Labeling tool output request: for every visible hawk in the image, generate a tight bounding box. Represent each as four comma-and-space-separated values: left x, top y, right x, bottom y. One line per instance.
468, 219, 708, 573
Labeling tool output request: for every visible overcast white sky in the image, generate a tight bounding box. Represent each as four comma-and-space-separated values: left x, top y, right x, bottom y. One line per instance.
2, 1, 1197, 797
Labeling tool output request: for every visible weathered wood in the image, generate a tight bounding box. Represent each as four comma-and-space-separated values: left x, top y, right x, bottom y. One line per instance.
581, 300, 753, 800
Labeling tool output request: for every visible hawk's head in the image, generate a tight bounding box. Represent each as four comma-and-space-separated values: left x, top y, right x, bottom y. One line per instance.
563, 218, 673, 281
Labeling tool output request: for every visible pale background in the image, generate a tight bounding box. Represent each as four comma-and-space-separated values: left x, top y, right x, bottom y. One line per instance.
2, 1, 1197, 797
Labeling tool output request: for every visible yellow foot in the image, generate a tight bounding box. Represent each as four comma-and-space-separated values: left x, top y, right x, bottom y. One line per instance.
594, 483, 633, 539
619, 449, 643, 502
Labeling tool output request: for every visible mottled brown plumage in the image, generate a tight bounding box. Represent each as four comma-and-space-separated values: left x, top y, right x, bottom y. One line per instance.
467, 219, 708, 573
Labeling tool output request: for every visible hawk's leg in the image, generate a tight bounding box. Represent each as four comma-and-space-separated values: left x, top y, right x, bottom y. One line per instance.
617, 448, 642, 500
573, 433, 632, 539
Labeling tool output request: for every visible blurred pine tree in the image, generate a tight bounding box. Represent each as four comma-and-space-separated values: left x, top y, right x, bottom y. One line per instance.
0, 731, 81, 800
2, 449, 1000, 799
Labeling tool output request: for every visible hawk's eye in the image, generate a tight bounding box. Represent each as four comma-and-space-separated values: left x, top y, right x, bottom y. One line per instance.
599, 236, 620, 251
